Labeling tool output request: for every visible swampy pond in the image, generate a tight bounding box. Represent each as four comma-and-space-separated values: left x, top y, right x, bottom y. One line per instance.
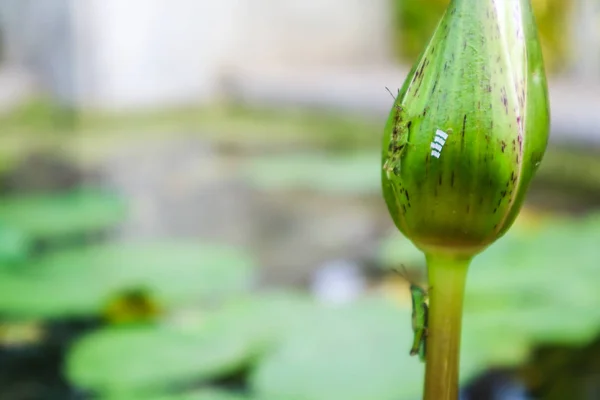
0, 103, 599, 400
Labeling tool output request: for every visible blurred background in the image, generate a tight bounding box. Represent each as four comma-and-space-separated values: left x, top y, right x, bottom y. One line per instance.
0, 0, 597, 399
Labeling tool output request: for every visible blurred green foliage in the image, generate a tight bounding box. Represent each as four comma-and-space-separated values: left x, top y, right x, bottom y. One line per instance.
379, 212, 600, 369
58, 209, 600, 399
242, 153, 380, 195
105, 389, 251, 400
0, 89, 598, 398
0, 188, 126, 243
393, 0, 574, 73
0, 241, 255, 319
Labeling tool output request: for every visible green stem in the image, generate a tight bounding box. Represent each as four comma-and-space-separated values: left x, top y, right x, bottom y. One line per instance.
423, 252, 472, 400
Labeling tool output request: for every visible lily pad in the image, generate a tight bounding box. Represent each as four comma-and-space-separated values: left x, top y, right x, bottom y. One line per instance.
461, 212, 600, 364
206, 291, 319, 354
250, 295, 424, 400
376, 212, 600, 380
67, 292, 316, 395
0, 187, 126, 241
103, 389, 249, 400
0, 241, 256, 318
0, 224, 31, 264
241, 152, 380, 195
67, 326, 250, 395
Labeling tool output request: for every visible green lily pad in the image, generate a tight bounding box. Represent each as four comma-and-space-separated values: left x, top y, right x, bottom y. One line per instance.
241, 152, 380, 195
460, 212, 600, 367
376, 212, 600, 379
0, 224, 31, 264
67, 291, 317, 396
0, 187, 126, 241
103, 389, 250, 400
206, 291, 319, 354
67, 325, 252, 395
0, 241, 256, 318
250, 295, 425, 400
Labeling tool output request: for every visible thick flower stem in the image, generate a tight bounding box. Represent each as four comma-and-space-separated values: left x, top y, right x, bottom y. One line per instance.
423, 252, 472, 400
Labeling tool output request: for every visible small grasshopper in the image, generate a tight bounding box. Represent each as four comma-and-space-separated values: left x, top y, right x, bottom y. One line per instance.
383, 87, 412, 179
395, 264, 430, 362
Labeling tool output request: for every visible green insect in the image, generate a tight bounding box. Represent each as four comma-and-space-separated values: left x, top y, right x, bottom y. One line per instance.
396, 265, 430, 362
383, 87, 412, 179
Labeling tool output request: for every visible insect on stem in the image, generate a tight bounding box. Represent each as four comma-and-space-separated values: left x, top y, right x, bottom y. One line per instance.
394, 264, 430, 362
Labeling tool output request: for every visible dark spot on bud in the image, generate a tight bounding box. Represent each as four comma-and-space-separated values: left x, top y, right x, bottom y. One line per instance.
501, 190, 507, 197
501, 141, 506, 152
493, 207, 498, 213
405, 191, 410, 202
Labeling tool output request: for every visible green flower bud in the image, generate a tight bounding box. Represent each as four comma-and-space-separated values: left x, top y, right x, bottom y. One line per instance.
381, 0, 550, 257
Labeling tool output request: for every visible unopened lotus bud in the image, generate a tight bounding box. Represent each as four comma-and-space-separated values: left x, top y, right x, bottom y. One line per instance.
381, 0, 550, 257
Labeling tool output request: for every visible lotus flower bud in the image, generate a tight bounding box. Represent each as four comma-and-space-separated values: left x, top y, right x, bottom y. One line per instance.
381, 0, 550, 257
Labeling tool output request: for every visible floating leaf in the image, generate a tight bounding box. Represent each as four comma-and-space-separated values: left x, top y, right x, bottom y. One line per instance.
0, 188, 126, 241
376, 212, 600, 378
206, 291, 319, 354
461, 212, 600, 367
103, 389, 250, 400
0, 224, 31, 264
67, 292, 315, 395
0, 241, 256, 318
67, 326, 250, 395
242, 153, 380, 195
250, 295, 425, 400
